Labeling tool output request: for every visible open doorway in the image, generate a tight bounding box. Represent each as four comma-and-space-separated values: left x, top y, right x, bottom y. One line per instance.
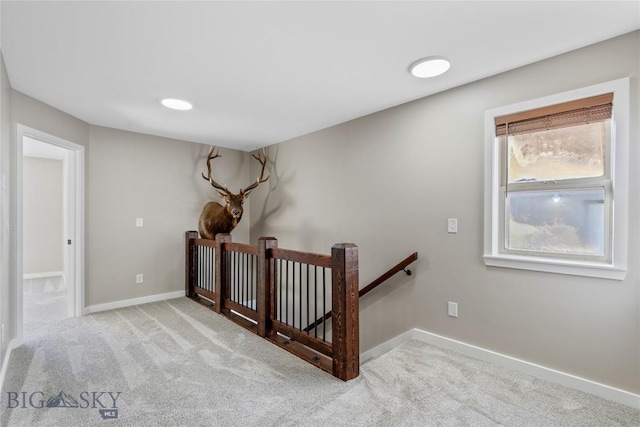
17, 125, 84, 339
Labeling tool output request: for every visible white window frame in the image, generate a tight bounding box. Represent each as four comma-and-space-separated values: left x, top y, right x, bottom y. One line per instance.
483, 78, 629, 280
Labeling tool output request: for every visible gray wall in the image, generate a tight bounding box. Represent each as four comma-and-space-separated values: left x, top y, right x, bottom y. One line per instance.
9, 92, 253, 309
22, 156, 63, 275
250, 31, 640, 393
0, 52, 12, 374
5, 90, 253, 347
11, 90, 91, 148
87, 126, 250, 306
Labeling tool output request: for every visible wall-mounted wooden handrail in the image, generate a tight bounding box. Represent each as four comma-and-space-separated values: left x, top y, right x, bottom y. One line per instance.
359, 252, 417, 298
303, 252, 418, 333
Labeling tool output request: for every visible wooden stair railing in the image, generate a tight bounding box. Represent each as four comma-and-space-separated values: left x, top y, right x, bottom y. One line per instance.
186, 231, 359, 381
304, 252, 418, 333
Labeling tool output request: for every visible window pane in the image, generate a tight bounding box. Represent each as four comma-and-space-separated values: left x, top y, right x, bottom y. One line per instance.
508, 121, 607, 183
506, 188, 605, 256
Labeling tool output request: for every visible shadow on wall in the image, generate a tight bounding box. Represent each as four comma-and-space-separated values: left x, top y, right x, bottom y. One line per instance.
190, 144, 214, 208
252, 145, 295, 235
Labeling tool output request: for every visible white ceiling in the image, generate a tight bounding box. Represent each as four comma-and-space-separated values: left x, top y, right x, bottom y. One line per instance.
2, 1, 639, 152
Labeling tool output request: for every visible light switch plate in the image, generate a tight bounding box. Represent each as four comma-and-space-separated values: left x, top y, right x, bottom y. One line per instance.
447, 218, 458, 233
448, 301, 458, 317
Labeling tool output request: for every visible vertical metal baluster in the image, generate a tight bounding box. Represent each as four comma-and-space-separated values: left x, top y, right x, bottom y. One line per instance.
285, 260, 289, 325
228, 251, 231, 302
196, 245, 199, 290
298, 262, 302, 331
314, 265, 318, 338
279, 259, 283, 322
246, 253, 249, 306
236, 252, 239, 303
249, 254, 253, 309
222, 250, 226, 300
244, 253, 248, 307
249, 253, 252, 308
227, 250, 231, 302
292, 262, 296, 329
207, 247, 211, 292
322, 267, 326, 342
202, 246, 205, 291
245, 253, 249, 307
205, 246, 208, 292
306, 264, 309, 334
202, 246, 206, 291
196, 245, 200, 290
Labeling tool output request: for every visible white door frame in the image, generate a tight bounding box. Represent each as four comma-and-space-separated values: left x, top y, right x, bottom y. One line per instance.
16, 124, 85, 337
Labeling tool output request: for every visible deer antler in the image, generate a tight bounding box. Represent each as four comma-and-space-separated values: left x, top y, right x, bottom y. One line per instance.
201, 146, 230, 195
241, 149, 269, 195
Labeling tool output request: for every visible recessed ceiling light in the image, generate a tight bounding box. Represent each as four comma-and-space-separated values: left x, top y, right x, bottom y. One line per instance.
161, 98, 193, 110
410, 57, 451, 78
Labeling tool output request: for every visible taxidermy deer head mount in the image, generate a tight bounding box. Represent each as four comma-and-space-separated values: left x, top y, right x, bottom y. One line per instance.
198, 146, 269, 240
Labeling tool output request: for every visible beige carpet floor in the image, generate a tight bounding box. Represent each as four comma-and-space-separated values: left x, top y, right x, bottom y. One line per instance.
1, 298, 638, 426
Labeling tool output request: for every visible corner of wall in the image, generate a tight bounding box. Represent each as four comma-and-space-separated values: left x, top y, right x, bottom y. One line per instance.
0, 49, 14, 374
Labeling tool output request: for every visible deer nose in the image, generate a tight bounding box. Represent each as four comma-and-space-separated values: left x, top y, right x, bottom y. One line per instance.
232, 209, 241, 217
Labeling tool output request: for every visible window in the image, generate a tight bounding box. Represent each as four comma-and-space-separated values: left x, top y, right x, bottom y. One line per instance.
484, 79, 629, 280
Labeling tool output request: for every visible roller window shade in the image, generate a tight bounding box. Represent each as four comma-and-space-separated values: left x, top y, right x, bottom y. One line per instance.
495, 93, 613, 136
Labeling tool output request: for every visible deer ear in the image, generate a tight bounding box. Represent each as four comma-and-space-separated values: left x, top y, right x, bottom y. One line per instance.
241, 189, 251, 198
217, 191, 228, 199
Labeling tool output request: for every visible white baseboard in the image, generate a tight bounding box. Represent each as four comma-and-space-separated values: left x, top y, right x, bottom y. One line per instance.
83, 290, 185, 315
23, 271, 64, 280
361, 328, 640, 410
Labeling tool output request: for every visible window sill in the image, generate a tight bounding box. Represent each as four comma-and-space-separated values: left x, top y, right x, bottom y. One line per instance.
483, 254, 627, 281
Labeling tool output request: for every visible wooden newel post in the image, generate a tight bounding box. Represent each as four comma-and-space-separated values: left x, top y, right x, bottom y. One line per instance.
185, 231, 199, 298
331, 243, 359, 381
257, 237, 277, 337
214, 233, 232, 314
